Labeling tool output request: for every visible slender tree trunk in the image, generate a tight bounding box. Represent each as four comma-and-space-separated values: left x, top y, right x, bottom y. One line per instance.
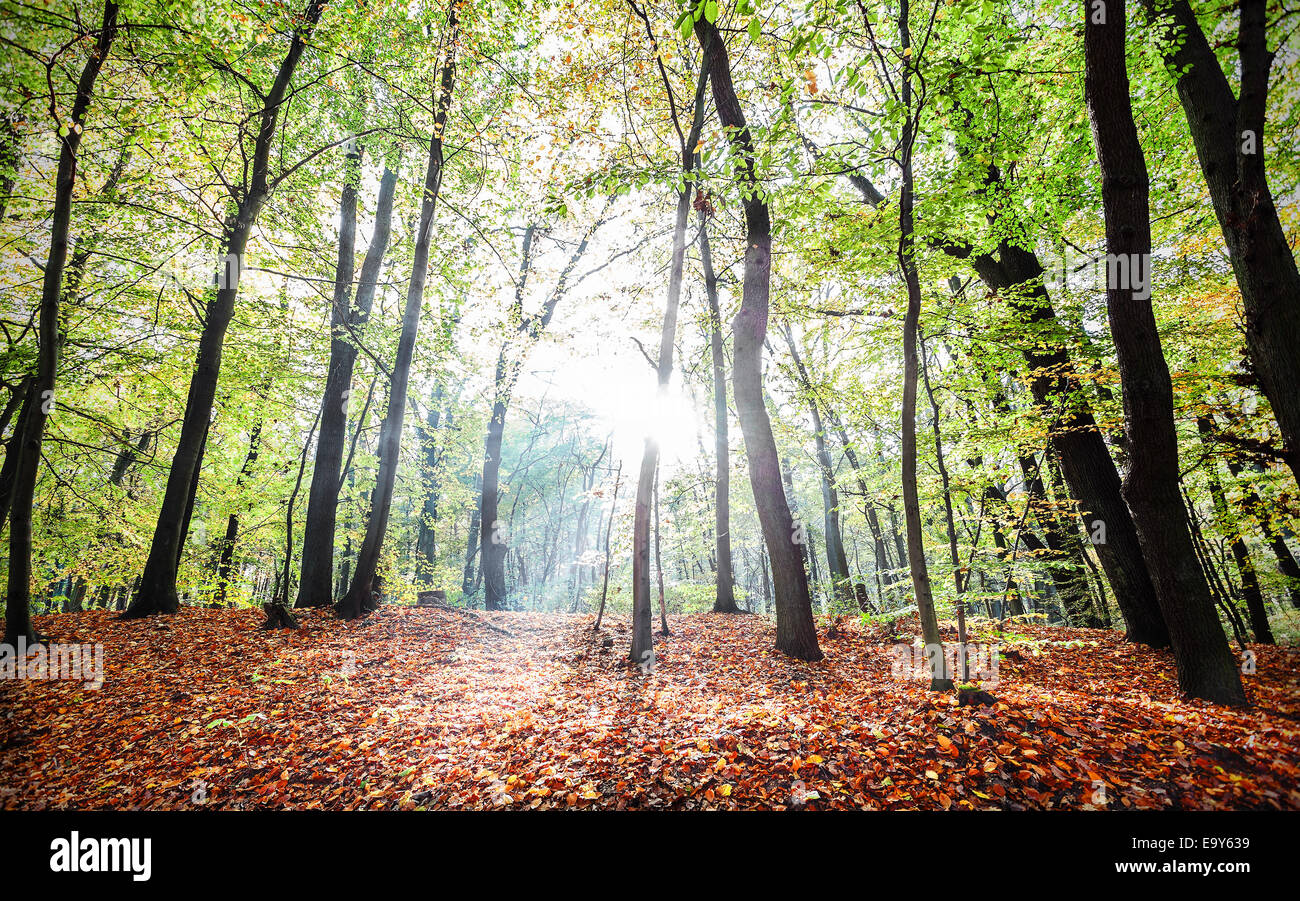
338, 7, 458, 619
415, 387, 445, 582
698, 204, 738, 613
267, 406, 321, 627
593, 462, 622, 631
893, 0, 949, 690
462, 471, 482, 598
631, 184, 689, 664
126, 0, 328, 619
6, 1, 119, 645
480, 228, 534, 613
1084, 0, 1244, 704
694, 14, 820, 660
215, 420, 263, 605
824, 405, 895, 591
1197, 418, 1273, 643
480, 208, 606, 611
782, 324, 852, 605
654, 462, 670, 635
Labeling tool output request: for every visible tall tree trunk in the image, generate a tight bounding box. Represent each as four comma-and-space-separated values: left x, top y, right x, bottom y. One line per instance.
1084, 0, 1245, 704
297, 162, 398, 607
893, 0, 949, 690
698, 204, 738, 613
694, 13, 820, 660
6, 1, 119, 645
126, 0, 328, 619
480, 227, 535, 612
631, 55, 708, 665
338, 7, 458, 619
1138, 0, 1300, 482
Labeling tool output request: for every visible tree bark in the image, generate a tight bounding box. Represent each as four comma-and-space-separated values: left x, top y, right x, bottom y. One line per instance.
1084, 0, 1245, 704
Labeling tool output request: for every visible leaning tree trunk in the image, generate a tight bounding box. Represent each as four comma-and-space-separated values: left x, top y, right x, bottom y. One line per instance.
126, 0, 328, 619
296, 161, 398, 608
338, 8, 458, 619
5, 1, 119, 646
694, 12, 820, 661
1138, 0, 1300, 483
1084, 0, 1245, 705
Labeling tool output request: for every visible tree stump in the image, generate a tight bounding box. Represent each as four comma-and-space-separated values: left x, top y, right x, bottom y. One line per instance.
417, 590, 447, 608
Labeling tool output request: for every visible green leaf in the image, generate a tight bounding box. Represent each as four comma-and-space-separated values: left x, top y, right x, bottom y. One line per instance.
748, 17, 761, 41
705, 1, 719, 23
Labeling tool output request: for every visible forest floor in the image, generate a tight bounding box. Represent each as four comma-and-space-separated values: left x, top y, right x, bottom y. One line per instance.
2, 606, 1298, 810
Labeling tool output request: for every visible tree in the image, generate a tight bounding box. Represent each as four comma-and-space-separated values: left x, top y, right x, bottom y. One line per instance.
338, 0, 460, 620
1138, 0, 1300, 484
125, 0, 331, 619
296, 159, 399, 609
5, 0, 120, 645
629, 1, 709, 667
1083, 0, 1245, 705
892, 0, 950, 690
692, 3, 820, 661
697, 198, 739, 613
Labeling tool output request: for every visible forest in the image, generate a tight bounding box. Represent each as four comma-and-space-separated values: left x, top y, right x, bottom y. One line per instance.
1, 0, 1299, 818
